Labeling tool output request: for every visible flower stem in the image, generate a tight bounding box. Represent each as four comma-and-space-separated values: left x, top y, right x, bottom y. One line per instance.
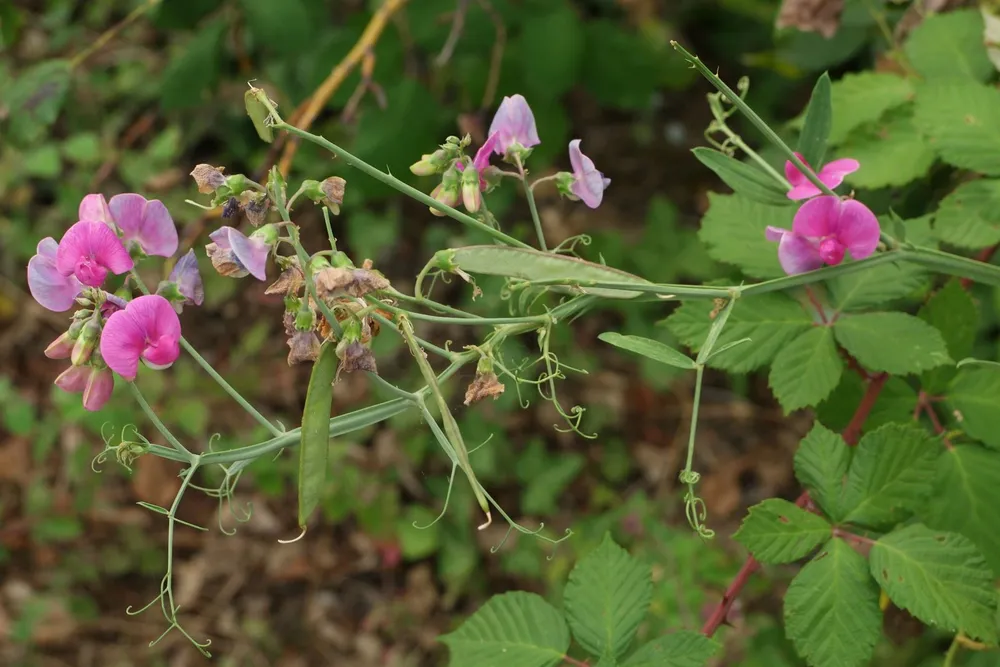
127, 381, 193, 459
515, 154, 548, 252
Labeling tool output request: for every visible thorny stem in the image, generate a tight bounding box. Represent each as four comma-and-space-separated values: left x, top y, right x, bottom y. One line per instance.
914, 391, 955, 451
515, 153, 548, 251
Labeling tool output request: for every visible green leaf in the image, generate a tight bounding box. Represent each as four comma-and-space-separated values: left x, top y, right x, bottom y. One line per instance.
768, 327, 843, 413
816, 374, 919, 437
563, 533, 652, 660
827, 72, 914, 145
298, 342, 338, 528
912, 81, 1000, 176
870, 524, 997, 643
840, 423, 938, 530
441, 591, 570, 667
664, 293, 811, 373
833, 312, 952, 375
622, 631, 720, 667
838, 107, 934, 190
240, 0, 314, 56
933, 179, 1000, 250
5, 59, 71, 145
794, 423, 852, 521
797, 72, 832, 168
691, 148, 791, 206
516, 2, 583, 99
947, 367, 1000, 449
521, 453, 585, 515
447, 246, 653, 299
904, 8, 994, 82
827, 259, 927, 311
924, 445, 1000, 575
582, 21, 661, 110
733, 498, 831, 564
698, 193, 793, 279
598, 333, 695, 370
784, 539, 881, 667
918, 280, 979, 394
397, 506, 442, 560
160, 21, 226, 111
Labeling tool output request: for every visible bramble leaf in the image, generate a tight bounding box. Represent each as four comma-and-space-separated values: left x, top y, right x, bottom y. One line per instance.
833, 312, 951, 375
794, 423, 851, 521
947, 367, 1000, 449
563, 533, 652, 660
734, 498, 830, 564
768, 327, 843, 413
598, 333, 695, 370
904, 8, 994, 82
912, 81, 1000, 176
698, 193, 792, 279
440, 591, 570, 667
827, 259, 927, 311
933, 179, 1000, 250
918, 280, 979, 394
784, 539, 881, 667
838, 107, 934, 190
870, 524, 997, 643
826, 72, 914, 145
622, 631, 720, 667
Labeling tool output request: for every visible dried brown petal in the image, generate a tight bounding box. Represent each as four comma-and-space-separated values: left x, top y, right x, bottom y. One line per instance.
239, 190, 270, 227
314, 267, 390, 301
337, 341, 377, 379
464, 371, 505, 406
321, 176, 346, 210
775, 0, 844, 39
287, 330, 321, 365
190, 164, 226, 194
283, 309, 297, 337
266, 264, 305, 296
205, 242, 249, 278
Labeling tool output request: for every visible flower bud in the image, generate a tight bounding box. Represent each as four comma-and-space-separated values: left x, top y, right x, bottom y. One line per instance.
45, 332, 75, 360
250, 222, 279, 247
225, 173, 249, 195
190, 164, 227, 194
55, 365, 90, 393
461, 165, 481, 213
67, 318, 86, 339
430, 167, 460, 217
75, 296, 94, 307
71, 317, 101, 366
83, 367, 114, 412
410, 148, 450, 176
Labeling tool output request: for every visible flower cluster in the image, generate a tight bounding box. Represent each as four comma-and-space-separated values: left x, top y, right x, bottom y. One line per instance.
28, 194, 199, 410
410, 94, 611, 213
766, 153, 878, 275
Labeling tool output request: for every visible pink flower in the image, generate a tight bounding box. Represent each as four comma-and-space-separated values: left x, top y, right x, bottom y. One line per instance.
55, 221, 134, 287
488, 95, 540, 155
27, 238, 84, 311
55, 366, 90, 392
785, 152, 860, 200
79, 194, 114, 226
765, 196, 880, 275
99, 295, 181, 380
83, 368, 114, 411
569, 139, 611, 209
206, 226, 271, 281
455, 132, 500, 192
166, 249, 205, 308
108, 193, 178, 257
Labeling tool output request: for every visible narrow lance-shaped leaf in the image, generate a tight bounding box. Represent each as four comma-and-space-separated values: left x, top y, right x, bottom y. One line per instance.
598, 332, 695, 370
245, 84, 276, 143
798, 72, 833, 168
298, 341, 338, 528
733, 498, 831, 564
691, 148, 791, 206
696, 295, 738, 364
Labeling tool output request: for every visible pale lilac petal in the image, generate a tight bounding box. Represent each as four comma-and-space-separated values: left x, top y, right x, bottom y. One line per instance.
109, 194, 179, 257
83, 368, 114, 411
55, 366, 90, 393
78, 194, 114, 226
777, 233, 824, 275
28, 238, 84, 311
765, 226, 789, 242
168, 249, 205, 306
55, 221, 134, 286
488, 94, 540, 154
100, 295, 181, 380
834, 199, 880, 260
208, 226, 233, 250
568, 139, 608, 209
817, 158, 860, 190
791, 195, 839, 238
227, 229, 270, 281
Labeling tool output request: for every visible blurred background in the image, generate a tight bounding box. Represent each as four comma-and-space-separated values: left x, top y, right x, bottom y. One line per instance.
0, 0, 977, 665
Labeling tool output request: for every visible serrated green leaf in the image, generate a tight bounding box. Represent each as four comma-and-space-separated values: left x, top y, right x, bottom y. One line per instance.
768, 327, 843, 413
839, 107, 934, 189
794, 423, 852, 521
733, 498, 831, 564
933, 179, 1000, 250
841, 423, 938, 530
919, 280, 979, 394
440, 591, 570, 667
912, 81, 1000, 176
691, 148, 791, 206
622, 631, 720, 667
827, 259, 927, 311
924, 445, 1000, 575
833, 312, 952, 375
904, 8, 994, 82
815, 375, 919, 439
563, 533, 652, 660
698, 193, 792, 279
870, 524, 997, 643
784, 539, 881, 667
947, 367, 1000, 449
827, 72, 914, 145
598, 333, 695, 370
664, 293, 811, 373
798, 72, 832, 167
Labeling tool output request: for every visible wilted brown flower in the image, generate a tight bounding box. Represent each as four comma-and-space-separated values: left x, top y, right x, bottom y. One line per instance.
314, 267, 390, 301
320, 177, 346, 214
239, 190, 270, 226
266, 263, 305, 296
776, 0, 844, 39
287, 330, 321, 365
205, 242, 248, 278
190, 164, 226, 194
336, 340, 377, 379
464, 371, 505, 406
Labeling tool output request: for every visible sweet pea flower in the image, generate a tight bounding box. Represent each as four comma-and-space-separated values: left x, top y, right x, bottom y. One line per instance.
55, 365, 90, 392
569, 139, 611, 209
27, 238, 84, 311
162, 249, 205, 310
785, 152, 860, 200
765, 195, 880, 275
83, 368, 114, 411
99, 294, 181, 380
488, 94, 540, 156
78, 194, 114, 226
108, 193, 179, 257
205, 225, 272, 281
55, 221, 134, 287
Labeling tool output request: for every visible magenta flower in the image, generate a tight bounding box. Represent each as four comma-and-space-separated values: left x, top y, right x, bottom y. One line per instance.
99, 295, 181, 380
108, 193, 178, 257
55, 366, 90, 393
205, 226, 271, 281
488, 94, 540, 156
79, 194, 114, 226
569, 139, 611, 209
785, 152, 860, 200
765, 196, 880, 275
455, 132, 500, 193
55, 221, 134, 287
27, 238, 85, 311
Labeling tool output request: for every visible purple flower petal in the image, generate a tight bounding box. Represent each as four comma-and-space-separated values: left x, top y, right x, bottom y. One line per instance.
792, 195, 840, 239
168, 249, 205, 306
777, 232, 824, 275
100, 294, 181, 380
765, 226, 789, 242
472, 132, 499, 172
109, 193, 179, 257
209, 226, 270, 281
83, 368, 114, 411
568, 139, 609, 209
28, 238, 84, 311
488, 94, 540, 155
834, 199, 880, 260
78, 194, 114, 226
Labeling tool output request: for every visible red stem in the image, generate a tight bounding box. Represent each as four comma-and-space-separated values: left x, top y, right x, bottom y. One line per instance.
914, 391, 955, 451
563, 656, 589, 667
960, 244, 998, 289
